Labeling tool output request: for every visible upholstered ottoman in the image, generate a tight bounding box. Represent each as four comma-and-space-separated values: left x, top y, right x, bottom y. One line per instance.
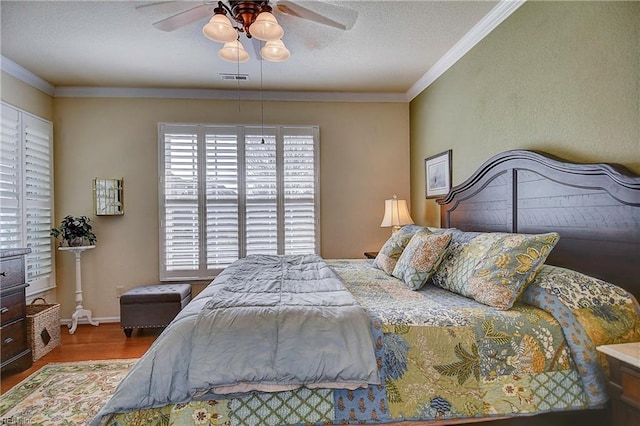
120, 284, 191, 337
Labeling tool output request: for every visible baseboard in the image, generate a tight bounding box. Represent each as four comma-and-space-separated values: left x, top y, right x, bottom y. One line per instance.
59, 316, 120, 326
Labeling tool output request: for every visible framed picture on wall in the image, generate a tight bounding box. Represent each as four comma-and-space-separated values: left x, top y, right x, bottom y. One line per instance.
425, 150, 452, 198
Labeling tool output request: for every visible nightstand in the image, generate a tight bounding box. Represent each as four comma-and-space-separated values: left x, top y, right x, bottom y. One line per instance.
597, 342, 640, 426
364, 252, 378, 259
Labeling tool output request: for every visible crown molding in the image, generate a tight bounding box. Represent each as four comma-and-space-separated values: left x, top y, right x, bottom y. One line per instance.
0, 55, 56, 96
53, 86, 408, 102
406, 0, 527, 101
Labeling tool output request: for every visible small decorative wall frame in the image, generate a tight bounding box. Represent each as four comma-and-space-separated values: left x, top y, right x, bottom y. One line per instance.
425, 150, 452, 199
93, 178, 124, 216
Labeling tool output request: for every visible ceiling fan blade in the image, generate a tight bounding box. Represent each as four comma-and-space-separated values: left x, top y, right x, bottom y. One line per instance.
275, 1, 358, 31
152, 3, 215, 32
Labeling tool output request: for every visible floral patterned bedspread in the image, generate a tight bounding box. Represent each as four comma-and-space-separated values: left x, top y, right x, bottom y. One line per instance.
105, 259, 639, 426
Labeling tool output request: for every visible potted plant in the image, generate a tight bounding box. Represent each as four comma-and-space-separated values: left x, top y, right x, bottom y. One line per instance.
50, 215, 97, 247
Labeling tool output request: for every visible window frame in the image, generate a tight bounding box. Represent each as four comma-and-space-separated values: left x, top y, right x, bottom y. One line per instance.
158, 123, 320, 281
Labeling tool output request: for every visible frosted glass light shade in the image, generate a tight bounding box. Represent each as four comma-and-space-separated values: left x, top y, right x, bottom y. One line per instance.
249, 11, 284, 41
261, 39, 290, 62
203, 13, 237, 43
218, 40, 249, 63
380, 195, 414, 234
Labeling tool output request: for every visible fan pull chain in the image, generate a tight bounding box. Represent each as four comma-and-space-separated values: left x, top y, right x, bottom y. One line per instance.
237, 36, 241, 113
261, 49, 265, 144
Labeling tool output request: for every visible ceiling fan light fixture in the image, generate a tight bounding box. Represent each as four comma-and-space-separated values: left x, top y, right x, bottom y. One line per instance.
249, 11, 284, 41
219, 39, 250, 63
261, 39, 291, 62
203, 10, 237, 43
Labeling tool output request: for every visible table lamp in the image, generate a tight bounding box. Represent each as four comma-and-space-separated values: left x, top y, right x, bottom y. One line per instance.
380, 194, 414, 235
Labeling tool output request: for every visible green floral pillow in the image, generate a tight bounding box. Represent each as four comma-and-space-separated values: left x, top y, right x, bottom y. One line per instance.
391, 230, 453, 290
374, 225, 425, 275
432, 231, 560, 309
431, 230, 493, 295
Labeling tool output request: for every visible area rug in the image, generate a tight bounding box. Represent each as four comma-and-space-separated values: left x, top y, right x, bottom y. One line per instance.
0, 359, 137, 425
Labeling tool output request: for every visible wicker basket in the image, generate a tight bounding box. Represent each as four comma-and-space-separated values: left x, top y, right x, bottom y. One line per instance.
26, 297, 61, 361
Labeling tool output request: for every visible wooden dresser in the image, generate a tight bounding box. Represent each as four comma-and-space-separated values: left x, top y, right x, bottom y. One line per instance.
597, 342, 640, 426
1, 248, 32, 374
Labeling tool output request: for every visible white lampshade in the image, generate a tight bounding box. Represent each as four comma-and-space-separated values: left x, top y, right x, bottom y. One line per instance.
380, 195, 414, 234
203, 13, 237, 43
218, 40, 249, 63
249, 11, 284, 41
261, 39, 291, 62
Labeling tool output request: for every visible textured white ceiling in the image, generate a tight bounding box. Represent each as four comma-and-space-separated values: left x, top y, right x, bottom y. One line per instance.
0, 1, 500, 96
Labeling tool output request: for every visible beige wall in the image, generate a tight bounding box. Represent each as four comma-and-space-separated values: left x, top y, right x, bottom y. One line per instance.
410, 1, 640, 226
0, 71, 54, 121
52, 97, 409, 319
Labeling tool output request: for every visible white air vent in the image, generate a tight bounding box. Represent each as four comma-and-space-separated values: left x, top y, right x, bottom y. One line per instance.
220, 73, 250, 81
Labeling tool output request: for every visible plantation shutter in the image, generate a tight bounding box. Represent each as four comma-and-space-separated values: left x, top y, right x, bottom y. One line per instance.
283, 127, 318, 255
205, 126, 239, 267
0, 102, 55, 295
159, 124, 319, 280
160, 124, 201, 278
23, 114, 54, 286
0, 104, 21, 248
245, 127, 278, 256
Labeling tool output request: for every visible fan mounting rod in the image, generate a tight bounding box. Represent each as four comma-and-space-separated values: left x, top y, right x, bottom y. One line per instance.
222, 0, 271, 38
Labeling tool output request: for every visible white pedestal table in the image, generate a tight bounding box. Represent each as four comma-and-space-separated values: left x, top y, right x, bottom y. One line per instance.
58, 245, 99, 334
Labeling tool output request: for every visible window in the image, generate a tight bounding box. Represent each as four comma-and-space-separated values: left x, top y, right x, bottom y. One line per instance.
0, 102, 55, 295
158, 124, 319, 280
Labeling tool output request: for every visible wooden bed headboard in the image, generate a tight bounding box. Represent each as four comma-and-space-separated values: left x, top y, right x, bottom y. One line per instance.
437, 150, 640, 300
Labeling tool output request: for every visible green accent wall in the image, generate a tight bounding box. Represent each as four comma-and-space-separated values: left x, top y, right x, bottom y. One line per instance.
410, 1, 639, 226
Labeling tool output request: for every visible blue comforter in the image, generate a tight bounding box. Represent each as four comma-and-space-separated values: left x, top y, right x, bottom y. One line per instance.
92, 254, 380, 425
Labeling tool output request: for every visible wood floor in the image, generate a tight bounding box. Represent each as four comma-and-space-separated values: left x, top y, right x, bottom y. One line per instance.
0, 322, 160, 394
0, 323, 610, 426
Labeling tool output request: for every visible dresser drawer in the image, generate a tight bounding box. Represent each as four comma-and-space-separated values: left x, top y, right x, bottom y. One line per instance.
0, 318, 28, 362
0, 288, 26, 325
621, 366, 640, 409
0, 256, 25, 288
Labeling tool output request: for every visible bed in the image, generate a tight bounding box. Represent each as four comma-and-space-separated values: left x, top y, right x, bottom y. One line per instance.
94, 150, 640, 426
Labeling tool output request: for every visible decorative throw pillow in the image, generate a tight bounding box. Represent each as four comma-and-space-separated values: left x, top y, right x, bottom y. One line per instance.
432, 231, 559, 309
431, 230, 494, 295
374, 225, 425, 275
466, 232, 559, 309
391, 230, 453, 290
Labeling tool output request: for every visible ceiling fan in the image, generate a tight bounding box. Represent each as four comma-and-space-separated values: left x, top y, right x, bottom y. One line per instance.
137, 1, 357, 62
138, 1, 358, 33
